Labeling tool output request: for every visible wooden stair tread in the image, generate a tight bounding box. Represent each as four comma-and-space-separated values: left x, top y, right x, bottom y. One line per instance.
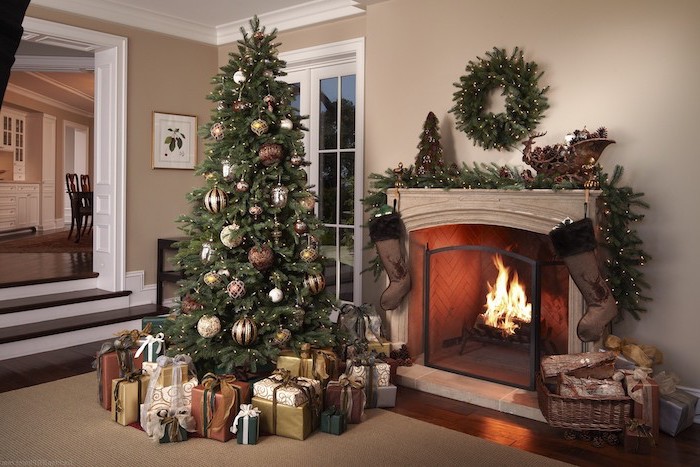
0, 288, 131, 315
0, 304, 163, 344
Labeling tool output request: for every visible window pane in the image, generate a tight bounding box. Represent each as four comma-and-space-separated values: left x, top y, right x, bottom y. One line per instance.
290, 82, 301, 114
319, 78, 338, 150
320, 228, 338, 298
340, 75, 355, 149
339, 151, 354, 225
319, 152, 337, 224
339, 227, 354, 302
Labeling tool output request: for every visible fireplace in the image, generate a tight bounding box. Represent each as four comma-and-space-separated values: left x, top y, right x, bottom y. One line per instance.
384, 189, 599, 396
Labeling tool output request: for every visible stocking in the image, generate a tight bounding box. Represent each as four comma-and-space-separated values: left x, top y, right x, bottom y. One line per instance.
549, 218, 618, 342
369, 212, 411, 311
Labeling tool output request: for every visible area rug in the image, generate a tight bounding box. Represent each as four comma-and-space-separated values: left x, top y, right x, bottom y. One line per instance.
0, 230, 92, 253
0, 373, 572, 467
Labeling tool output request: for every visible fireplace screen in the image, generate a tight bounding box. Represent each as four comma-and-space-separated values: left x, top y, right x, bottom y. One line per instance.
422, 240, 565, 390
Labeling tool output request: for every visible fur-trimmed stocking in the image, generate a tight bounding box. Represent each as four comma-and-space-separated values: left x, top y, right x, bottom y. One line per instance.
369, 212, 411, 311
549, 218, 618, 342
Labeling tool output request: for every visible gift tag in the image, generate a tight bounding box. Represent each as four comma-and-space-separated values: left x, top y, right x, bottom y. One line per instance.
329, 307, 340, 324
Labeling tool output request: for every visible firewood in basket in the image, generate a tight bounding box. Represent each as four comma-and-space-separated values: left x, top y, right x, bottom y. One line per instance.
540, 351, 616, 383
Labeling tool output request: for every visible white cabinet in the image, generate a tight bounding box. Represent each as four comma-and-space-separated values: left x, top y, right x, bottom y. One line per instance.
0, 108, 27, 181
0, 183, 39, 232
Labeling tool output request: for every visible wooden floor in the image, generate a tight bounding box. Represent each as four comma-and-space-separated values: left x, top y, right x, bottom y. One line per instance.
0, 341, 697, 466
0, 227, 93, 287
1, 228, 698, 466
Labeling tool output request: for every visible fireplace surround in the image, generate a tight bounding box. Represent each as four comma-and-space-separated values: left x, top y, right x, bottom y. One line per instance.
384, 189, 600, 419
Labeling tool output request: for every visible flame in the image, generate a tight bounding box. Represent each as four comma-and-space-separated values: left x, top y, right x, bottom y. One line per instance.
481, 254, 532, 336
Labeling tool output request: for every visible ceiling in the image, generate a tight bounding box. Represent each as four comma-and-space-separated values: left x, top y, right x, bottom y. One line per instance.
10, 0, 379, 117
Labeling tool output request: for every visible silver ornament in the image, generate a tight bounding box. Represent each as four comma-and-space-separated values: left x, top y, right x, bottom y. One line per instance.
233, 70, 247, 84
201, 241, 214, 264
270, 184, 289, 208
280, 118, 293, 130
268, 287, 284, 303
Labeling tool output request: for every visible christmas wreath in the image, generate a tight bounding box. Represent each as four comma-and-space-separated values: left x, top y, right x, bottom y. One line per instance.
450, 47, 549, 151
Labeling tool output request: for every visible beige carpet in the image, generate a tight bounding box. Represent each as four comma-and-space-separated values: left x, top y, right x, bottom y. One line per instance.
0, 374, 572, 467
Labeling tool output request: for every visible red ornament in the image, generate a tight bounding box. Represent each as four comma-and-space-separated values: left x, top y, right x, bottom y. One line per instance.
248, 244, 274, 270
258, 143, 284, 167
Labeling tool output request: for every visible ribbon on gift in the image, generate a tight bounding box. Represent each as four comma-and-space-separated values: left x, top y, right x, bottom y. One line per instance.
199, 373, 241, 436
114, 322, 152, 348
113, 369, 145, 422
92, 335, 140, 405
231, 403, 261, 436
148, 408, 196, 442
627, 418, 656, 450
336, 373, 365, 419
269, 369, 320, 432
141, 354, 195, 434
134, 332, 165, 361
347, 355, 378, 407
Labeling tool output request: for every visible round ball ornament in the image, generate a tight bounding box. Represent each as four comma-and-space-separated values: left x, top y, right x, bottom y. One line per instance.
300, 246, 319, 263
450, 47, 549, 151
250, 119, 269, 136
203, 271, 221, 287
268, 286, 284, 303
204, 187, 228, 213
253, 31, 265, 41
220, 223, 243, 248
232, 100, 247, 112
248, 244, 274, 270
270, 184, 289, 208
232, 317, 258, 346
293, 219, 308, 235
248, 204, 263, 218
280, 118, 294, 130
180, 295, 201, 315
227, 278, 246, 299
272, 327, 292, 346
235, 179, 250, 193
299, 194, 316, 212
290, 154, 304, 167
304, 273, 326, 295
210, 122, 225, 140
263, 69, 274, 78
197, 315, 221, 338
233, 70, 247, 84
258, 143, 284, 166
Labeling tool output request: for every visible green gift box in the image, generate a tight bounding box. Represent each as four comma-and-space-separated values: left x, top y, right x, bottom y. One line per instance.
142, 315, 170, 335
236, 415, 259, 445
321, 406, 346, 435
159, 423, 188, 443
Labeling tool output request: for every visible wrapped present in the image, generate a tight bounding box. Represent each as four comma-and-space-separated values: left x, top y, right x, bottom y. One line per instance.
660, 389, 698, 436
367, 339, 391, 356
142, 314, 170, 335
141, 355, 198, 435
375, 384, 397, 408
191, 373, 251, 442
382, 357, 399, 384
324, 374, 365, 423
253, 396, 315, 440
276, 345, 339, 385
145, 408, 196, 443
253, 370, 322, 408
625, 369, 659, 440
346, 356, 390, 407
110, 370, 149, 425
321, 406, 347, 435
93, 338, 144, 411
232, 404, 261, 445
624, 419, 655, 454
134, 332, 166, 363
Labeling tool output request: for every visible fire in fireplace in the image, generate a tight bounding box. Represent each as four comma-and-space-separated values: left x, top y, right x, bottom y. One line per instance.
417, 224, 570, 390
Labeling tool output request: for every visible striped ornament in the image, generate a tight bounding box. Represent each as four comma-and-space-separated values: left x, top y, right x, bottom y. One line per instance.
231, 317, 257, 346
304, 273, 326, 295
204, 187, 228, 213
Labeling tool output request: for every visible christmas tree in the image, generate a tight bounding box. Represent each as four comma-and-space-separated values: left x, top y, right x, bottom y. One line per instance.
414, 111, 444, 176
164, 17, 337, 375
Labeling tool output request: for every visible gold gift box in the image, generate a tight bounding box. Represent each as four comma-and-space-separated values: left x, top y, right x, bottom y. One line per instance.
367, 339, 391, 355
111, 374, 150, 425
142, 362, 189, 386
276, 352, 314, 379
252, 396, 316, 440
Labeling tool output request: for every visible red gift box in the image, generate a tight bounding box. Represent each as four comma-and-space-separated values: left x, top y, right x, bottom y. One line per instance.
190, 374, 251, 442
630, 376, 660, 440
325, 377, 365, 423
96, 348, 143, 411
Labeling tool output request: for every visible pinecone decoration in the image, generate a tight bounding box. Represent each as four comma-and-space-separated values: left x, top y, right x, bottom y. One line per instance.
389, 344, 413, 366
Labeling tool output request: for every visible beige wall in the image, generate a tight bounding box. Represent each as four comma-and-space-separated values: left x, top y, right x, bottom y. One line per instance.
1, 91, 93, 217
26, 5, 216, 285
276, 0, 699, 388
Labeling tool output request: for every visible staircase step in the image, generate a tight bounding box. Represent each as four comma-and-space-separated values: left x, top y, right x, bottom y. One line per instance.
0, 289, 131, 315
0, 304, 162, 345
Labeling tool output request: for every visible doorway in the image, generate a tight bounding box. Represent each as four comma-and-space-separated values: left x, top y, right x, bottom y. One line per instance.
63, 121, 89, 224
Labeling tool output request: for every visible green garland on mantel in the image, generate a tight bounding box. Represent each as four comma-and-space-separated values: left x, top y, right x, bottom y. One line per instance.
362, 163, 652, 321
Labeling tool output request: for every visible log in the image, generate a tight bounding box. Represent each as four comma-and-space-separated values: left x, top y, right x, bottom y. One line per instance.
557, 373, 626, 398
540, 351, 617, 382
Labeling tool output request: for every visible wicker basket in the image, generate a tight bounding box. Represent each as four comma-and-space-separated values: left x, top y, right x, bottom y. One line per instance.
536, 375, 633, 432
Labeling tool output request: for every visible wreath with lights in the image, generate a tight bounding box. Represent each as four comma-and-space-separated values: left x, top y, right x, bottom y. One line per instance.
450, 47, 549, 151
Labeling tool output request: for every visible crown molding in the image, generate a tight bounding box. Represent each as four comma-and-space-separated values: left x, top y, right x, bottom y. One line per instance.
6, 83, 93, 118
26, 72, 94, 102
29, 0, 368, 46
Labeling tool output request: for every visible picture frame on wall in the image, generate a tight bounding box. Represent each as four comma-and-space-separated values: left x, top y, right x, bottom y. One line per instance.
152, 111, 197, 169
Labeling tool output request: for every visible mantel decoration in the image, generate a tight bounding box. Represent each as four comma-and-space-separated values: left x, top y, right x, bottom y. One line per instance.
363, 127, 651, 323
450, 47, 549, 151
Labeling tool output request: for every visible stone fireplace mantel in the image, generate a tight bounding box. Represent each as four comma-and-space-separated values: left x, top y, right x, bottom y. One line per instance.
385, 188, 600, 356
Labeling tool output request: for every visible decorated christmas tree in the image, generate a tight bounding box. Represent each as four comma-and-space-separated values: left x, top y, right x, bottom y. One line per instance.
414, 111, 444, 176
164, 17, 337, 375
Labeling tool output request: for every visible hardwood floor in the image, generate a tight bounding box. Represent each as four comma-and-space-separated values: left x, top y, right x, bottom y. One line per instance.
0, 341, 697, 466
0, 227, 93, 287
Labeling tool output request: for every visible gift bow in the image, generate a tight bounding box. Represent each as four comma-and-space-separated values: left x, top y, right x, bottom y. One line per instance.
156, 353, 192, 368
200, 373, 240, 434
148, 408, 195, 442
134, 332, 165, 359
337, 373, 365, 417
625, 367, 653, 404
627, 418, 656, 447
114, 322, 152, 347
231, 404, 261, 434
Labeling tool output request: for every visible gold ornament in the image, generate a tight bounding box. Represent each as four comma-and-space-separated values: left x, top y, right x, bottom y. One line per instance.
272, 327, 292, 346
232, 316, 257, 346
300, 246, 319, 263
220, 223, 243, 248
203, 271, 221, 286
250, 119, 269, 136
304, 273, 326, 295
